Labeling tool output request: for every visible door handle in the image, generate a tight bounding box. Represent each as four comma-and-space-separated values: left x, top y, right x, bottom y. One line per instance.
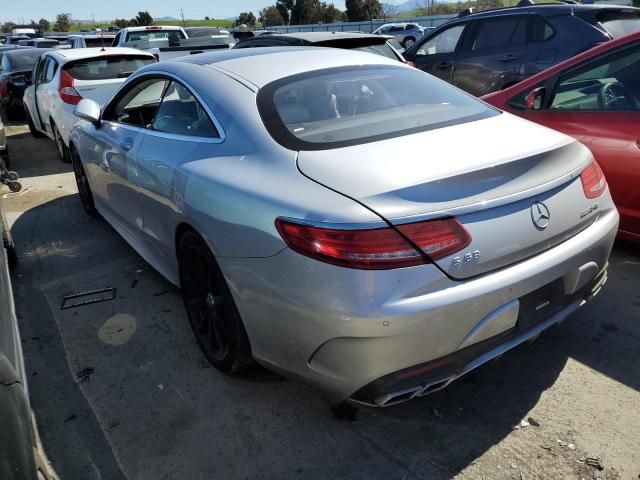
436, 61, 452, 69
499, 54, 518, 62
120, 139, 134, 152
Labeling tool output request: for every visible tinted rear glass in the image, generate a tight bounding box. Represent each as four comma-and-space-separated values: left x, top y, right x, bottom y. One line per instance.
259, 66, 497, 150
597, 11, 640, 38
355, 44, 398, 60
64, 55, 155, 80
84, 37, 113, 47
6, 50, 42, 70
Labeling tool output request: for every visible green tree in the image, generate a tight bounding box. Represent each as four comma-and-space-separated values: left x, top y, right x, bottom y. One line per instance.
114, 18, 130, 28
346, 0, 382, 21
1, 22, 15, 34
38, 18, 51, 33
236, 11, 257, 28
54, 13, 72, 32
259, 6, 285, 26
204, 16, 210, 20
320, 3, 343, 23
130, 11, 153, 27
276, 0, 295, 24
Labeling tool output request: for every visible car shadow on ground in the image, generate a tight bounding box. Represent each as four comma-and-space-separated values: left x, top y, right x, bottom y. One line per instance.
10, 190, 639, 479
4, 131, 70, 178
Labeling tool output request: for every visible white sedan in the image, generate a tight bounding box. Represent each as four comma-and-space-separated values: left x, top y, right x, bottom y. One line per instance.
23, 48, 156, 162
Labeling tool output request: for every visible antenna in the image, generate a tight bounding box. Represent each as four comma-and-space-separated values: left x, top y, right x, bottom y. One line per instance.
101, 32, 105, 51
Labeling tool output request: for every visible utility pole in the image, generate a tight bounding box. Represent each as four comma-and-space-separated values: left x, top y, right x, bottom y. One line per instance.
91, 12, 96, 27
180, 7, 185, 26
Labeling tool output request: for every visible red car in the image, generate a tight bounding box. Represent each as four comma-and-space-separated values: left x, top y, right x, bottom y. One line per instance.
484, 31, 640, 242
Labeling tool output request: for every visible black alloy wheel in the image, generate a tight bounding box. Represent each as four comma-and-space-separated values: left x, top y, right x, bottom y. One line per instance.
178, 231, 253, 373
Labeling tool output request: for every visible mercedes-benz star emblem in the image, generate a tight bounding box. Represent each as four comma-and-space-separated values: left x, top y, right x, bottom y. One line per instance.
531, 201, 550, 230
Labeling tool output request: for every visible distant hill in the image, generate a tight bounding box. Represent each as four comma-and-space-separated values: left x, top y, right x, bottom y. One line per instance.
392, 0, 422, 11
155, 16, 180, 21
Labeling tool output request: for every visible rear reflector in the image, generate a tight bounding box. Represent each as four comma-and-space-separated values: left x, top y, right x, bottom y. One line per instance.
59, 69, 82, 105
580, 160, 607, 199
275, 217, 470, 269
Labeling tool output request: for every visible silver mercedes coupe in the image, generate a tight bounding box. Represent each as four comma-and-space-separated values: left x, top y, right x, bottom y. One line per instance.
68, 47, 619, 406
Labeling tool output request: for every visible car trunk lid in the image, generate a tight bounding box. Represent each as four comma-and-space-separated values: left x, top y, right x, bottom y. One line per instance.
297, 113, 598, 279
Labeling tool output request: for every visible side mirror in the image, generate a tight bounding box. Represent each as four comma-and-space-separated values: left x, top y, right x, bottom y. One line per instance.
526, 87, 545, 110
74, 98, 101, 126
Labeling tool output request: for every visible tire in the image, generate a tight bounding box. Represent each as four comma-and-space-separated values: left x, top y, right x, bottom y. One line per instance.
1, 151, 10, 171
402, 36, 416, 48
25, 107, 45, 138
52, 122, 71, 163
178, 230, 253, 373
70, 145, 97, 216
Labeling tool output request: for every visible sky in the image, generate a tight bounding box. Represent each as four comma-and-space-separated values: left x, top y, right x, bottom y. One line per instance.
1, 0, 360, 23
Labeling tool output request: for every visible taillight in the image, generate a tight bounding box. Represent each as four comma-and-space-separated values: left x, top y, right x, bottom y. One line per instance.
580, 160, 607, 199
0, 79, 7, 97
275, 218, 470, 269
59, 69, 82, 105
404, 61, 417, 68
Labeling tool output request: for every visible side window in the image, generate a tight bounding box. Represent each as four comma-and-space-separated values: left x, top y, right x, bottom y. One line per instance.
112, 32, 121, 47
104, 78, 169, 127
529, 15, 555, 42
152, 82, 219, 137
43, 58, 58, 83
416, 25, 465, 56
469, 16, 526, 51
550, 44, 640, 111
0, 55, 8, 73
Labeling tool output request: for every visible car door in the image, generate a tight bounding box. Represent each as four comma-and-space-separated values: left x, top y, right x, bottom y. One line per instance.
409, 23, 467, 84
34, 56, 58, 136
87, 77, 169, 234
522, 42, 640, 238
453, 14, 528, 96
135, 80, 223, 269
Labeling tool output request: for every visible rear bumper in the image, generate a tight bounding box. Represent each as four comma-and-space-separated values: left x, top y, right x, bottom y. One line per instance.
221, 206, 619, 404
350, 266, 607, 406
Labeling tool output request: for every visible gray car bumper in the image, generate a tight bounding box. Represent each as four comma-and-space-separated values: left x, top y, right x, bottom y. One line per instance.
220, 207, 619, 404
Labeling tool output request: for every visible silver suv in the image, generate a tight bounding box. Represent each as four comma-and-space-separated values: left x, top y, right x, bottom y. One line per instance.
373, 23, 426, 48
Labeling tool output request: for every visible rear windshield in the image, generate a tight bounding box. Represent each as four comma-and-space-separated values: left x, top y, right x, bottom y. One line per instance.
84, 37, 113, 48
64, 55, 155, 80
258, 66, 497, 150
6, 50, 42, 70
597, 11, 640, 38
354, 44, 399, 60
125, 30, 187, 43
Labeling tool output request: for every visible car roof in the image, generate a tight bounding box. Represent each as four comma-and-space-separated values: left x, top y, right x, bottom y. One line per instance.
44, 47, 154, 62
170, 46, 401, 88
69, 34, 115, 39
484, 29, 640, 99
124, 25, 183, 31
452, 3, 638, 21
253, 31, 387, 43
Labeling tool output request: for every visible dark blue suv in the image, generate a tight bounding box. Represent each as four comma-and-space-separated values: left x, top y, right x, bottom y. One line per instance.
403, 3, 640, 96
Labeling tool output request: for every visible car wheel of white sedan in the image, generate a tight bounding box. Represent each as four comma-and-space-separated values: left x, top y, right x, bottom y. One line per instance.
70, 147, 97, 216
53, 123, 71, 163
178, 231, 254, 374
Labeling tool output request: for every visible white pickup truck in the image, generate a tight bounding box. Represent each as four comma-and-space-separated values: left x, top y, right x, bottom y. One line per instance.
112, 26, 234, 61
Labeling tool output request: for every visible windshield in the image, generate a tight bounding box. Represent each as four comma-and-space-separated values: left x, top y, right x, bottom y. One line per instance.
597, 11, 640, 37
64, 55, 156, 80
259, 66, 497, 150
354, 43, 399, 60
125, 30, 186, 43
6, 50, 42, 70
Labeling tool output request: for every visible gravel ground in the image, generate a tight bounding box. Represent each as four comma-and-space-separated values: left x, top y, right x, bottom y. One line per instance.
3, 124, 640, 480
